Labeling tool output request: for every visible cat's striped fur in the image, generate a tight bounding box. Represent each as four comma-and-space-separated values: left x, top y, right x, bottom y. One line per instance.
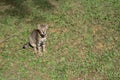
23, 24, 48, 56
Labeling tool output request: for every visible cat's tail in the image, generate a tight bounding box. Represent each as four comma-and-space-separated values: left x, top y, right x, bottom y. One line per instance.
23, 42, 30, 49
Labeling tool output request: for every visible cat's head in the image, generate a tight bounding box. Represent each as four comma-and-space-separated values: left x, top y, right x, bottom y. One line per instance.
37, 24, 48, 37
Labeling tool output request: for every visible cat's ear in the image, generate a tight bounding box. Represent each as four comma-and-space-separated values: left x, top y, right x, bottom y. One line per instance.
45, 25, 48, 30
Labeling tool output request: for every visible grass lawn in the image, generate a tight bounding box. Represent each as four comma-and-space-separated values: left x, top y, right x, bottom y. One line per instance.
0, 0, 120, 80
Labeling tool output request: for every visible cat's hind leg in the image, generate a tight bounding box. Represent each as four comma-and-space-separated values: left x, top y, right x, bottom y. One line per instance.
30, 43, 37, 54
33, 47, 37, 54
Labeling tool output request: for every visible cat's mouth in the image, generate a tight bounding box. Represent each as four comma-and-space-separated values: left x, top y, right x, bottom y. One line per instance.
40, 34, 46, 38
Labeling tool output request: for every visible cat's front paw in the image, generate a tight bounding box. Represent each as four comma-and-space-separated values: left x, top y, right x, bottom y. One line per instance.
37, 52, 42, 57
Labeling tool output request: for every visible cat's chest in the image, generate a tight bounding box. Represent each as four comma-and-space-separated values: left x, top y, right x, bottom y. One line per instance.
38, 37, 47, 45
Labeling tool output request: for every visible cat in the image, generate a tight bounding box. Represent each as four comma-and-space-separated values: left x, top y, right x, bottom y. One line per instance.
23, 24, 48, 56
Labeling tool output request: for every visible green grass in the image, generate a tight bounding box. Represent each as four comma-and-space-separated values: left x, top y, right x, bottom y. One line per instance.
0, 0, 120, 80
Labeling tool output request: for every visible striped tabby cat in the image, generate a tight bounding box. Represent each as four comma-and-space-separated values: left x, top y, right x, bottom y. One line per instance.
23, 24, 48, 56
